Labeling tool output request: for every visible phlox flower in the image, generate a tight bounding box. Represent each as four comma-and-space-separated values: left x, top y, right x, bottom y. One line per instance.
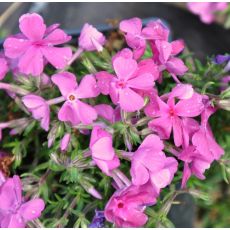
60, 133, 71, 151
192, 104, 224, 161
0, 175, 45, 228
79, 23, 106, 52
96, 49, 156, 112
130, 134, 178, 194
90, 126, 120, 176
187, 2, 228, 24
120, 17, 169, 59
148, 84, 204, 147
22, 94, 50, 131
179, 103, 224, 187
104, 182, 157, 227
51, 72, 99, 126
4, 13, 72, 76
152, 39, 188, 82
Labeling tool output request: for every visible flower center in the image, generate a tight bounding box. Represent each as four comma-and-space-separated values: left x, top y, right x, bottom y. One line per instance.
68, 94, 76, 101
116, 80, 126, 89
169, 108, 175, 116
117, 202, 124, 209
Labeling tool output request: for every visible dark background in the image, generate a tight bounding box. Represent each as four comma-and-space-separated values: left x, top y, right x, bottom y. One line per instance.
0, 2, 230, 61
0, 2, 228, 227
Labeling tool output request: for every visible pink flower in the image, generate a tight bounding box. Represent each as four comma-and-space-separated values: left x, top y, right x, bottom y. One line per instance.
152, 40, 188, 81
120, 18, 169, 59
187, 3, 228, 24
178, 145, 213, 188
4, 13, 72, 76
60, 133, 71, 151
192, 104, 224, 161
179, 103, 224, 187
0, 175, 45, 228
51, 72, 99, 125
148, 85, 204, 147
90, 126, 120, 176
96, 49, 155, 112
130, 134, 178, 194
79, 23, 106, 52
105, 182, 157, 227
22, 94, 50, 131
0, 56, 8, 80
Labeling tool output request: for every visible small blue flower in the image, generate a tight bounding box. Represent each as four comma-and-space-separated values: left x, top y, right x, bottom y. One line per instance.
88, 210, 105, 228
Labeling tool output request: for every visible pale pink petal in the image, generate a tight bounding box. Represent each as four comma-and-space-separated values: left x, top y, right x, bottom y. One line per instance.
165, 57, 188, 76
113, 57, 137, 80
75, 100, 97, 125
92, 136, 115, 161
155, 40, 172, 63
131, 160, 150, 186
148, 116, 172, 139
51, 72, 77, 97
76, 74, 100, 98
119, 17, 142, 35
94, 104, 115, 123
0, 58, 9, 80
119, 87, 144, 112
1, 214, 25, 228
44, 28, 71, 45
127, 73, 154, 90
60, 133, 71, 151
175, 93, 204, 117
19, 199, 45, 221
95, 71, 114, 95
18, 46, 44, 76
139, 134, 164, 151
19, 13, 46, 40
173, 116, 183, 147
42, 46, 72, 69
58, 102, 80, 125
171, 39, 185, 55
3, 37, 30, 58
170, 84, 194, 100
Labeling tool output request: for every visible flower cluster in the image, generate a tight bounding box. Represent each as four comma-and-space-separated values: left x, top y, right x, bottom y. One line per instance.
0, 13, 227, 228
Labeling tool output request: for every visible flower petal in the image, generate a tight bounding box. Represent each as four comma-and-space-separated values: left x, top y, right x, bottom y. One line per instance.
51, 72, 77, 97
44, 28, 71, 45
119, 87, 144, 112
19, 13, 46, 40
119, 17, 142, 35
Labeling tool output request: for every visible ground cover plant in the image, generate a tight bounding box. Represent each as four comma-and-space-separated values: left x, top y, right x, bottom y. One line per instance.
0, 12, 229, 228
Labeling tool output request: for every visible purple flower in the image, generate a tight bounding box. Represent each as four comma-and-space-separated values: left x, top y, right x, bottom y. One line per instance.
89, 210, 105, 228
0, 175, 45, 228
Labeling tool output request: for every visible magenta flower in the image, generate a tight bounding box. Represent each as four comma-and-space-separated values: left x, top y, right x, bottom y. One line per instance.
51, 72, 99, 125
105, 182, 157, 227
96, 49, 155, 112
187, 3, 228, 24
130, 134, 178, 194
120, 18, 169, 59
4, 13, 72, 76
0, 175, 45, 228
192, 104, 224, 161
22, 94, 50, 131
79, 23, 106, 52
152, 40, 188, 81
90, 126, 120, 176
178, 145, 213, 188
148, 85, 204, 147
0, 56, 8, 80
